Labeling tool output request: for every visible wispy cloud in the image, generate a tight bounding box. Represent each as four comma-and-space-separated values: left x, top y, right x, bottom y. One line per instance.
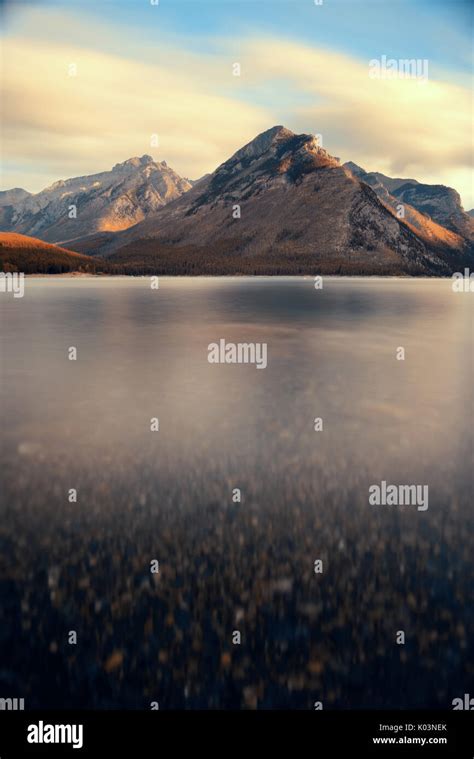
2, 34, 272, 188
242, 38, 473, 206
2, 8, 473, 208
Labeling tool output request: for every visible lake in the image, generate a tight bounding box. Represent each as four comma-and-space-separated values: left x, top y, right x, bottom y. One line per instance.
0, 276, 472, 708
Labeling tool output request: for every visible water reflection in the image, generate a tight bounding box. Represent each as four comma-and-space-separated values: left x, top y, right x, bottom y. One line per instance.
0, 277, 472, 708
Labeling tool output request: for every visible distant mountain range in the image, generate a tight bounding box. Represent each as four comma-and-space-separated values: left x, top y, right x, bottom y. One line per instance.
1, 126, 473, 275
0, 156, 191, 245
343, 162, 473, 240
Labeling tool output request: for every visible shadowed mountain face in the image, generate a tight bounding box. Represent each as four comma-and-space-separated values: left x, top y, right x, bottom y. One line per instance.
344, 162, 474, 241
80, 126, 472, 275
0, 156, 192, 245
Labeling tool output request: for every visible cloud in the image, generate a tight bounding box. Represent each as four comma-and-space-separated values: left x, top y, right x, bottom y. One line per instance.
2, 35, 273, 187
2, 11, 473, 208
241, 38, 473, 207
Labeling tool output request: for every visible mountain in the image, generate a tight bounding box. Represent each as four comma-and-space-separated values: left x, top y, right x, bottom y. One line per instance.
0, 189, 33, 232
74, 126, 471, 276
0, 188, 32, 206
343, 163, 420, 194
391, 183, 473, 239
0, 232, 100, 274
0, 156, 192, 245
344, 162, 474, 241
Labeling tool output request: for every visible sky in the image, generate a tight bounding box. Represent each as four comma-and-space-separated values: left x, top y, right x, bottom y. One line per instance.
2, 0, 473, 208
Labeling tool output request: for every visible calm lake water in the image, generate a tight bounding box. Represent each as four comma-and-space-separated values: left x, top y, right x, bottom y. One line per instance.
0, 277, 473, 709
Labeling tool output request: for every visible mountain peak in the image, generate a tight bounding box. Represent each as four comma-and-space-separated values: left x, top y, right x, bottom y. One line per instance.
344, 161, 365, 174
260, 125, 294, 141
229, 126, 339, 172
0, 187, 32, 207
232, 125, 295, 161
113, 155, 155, 171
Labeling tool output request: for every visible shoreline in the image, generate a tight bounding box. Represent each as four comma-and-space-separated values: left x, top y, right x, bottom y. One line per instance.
23, 272, 452, 280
